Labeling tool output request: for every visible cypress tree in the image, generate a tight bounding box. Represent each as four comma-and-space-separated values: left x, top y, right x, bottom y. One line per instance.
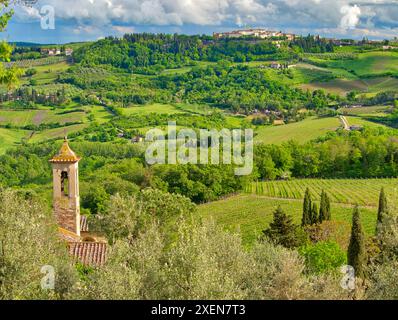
377, 187, 388, 226
311, 202, 319, 225
347, 206, 367, 279
319, 190, 326, 223
325, 192, 331, 220
263, 206, 298, 248
302, 188, 312, 226
319, 190, 331, 222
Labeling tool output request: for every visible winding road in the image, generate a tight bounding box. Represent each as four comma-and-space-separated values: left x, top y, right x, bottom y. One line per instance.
339, 115, 350, 131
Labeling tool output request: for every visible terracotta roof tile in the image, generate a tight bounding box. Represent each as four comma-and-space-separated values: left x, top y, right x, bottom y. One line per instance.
69, 242, 107, 267
59, 227, 81, 242
50, 137, 81, 163
80, 215, 89, 232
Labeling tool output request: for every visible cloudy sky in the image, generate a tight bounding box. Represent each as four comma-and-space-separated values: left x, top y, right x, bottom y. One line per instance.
3, 0, 398, 43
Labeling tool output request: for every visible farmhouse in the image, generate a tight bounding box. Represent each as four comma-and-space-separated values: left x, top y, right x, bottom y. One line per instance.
65, 48, 74, 56
41, 48, 61, 56
382, 45, 397, 50
349, 125, 363, 131
50, 137, 107, 266
269, 62, 281, 69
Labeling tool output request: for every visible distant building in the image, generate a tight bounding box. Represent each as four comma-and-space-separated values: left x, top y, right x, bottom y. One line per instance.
273, 119, 285, 126
285, 33, 295, 41
131, 135, 144, 143
65, 48, 74, 56
269, 62, 282, 69
41, 48, 61, 56
350, 125, 363, 131
213, 29, 295, 40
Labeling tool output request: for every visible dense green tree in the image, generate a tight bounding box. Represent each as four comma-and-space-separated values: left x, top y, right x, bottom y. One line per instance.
0, 190, 78, 299
347, 207, 367, 279
0, 1, 22, 88
302, 188, 312, 226
319, 190, 331, 222
311, 203, 319, 225
263, 206, 300, 248
377, 187, 388, 229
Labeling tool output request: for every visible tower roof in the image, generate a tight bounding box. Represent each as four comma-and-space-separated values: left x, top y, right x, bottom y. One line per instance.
50, 137, 81, 163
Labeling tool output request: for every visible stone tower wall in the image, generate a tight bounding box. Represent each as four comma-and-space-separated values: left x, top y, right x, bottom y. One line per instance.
52, 162, 80, 236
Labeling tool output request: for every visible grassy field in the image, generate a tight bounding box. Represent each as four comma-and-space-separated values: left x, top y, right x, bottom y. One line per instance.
300, 79, 366, 95
246, 179, 398, 207
345, 115, 387, 128
338, 105, 390, 115
254, 117, 340, 144
0, 104, 111, 126
310, 51, 398, 77
88, 105, 113, 124
119, 103, 184, 116
174, 103, 217, 115
297, 51, 398, 95
300, 76, 398, 96
0, 104, 111, 146
0, 127, 30, 154
29, 123, 89, 143
19, 61, 71, 86
119, 102, 227, 117
0, 108, 86, 126
198, 194, 377, 246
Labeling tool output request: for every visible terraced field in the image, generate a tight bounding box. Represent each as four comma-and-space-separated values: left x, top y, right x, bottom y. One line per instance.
0, 104, 111, 148
246, 179, 398, 207
254, 117, 341, 144
300, 76, 398, 96
298, 51, 398, 96
0, 108, 86, 126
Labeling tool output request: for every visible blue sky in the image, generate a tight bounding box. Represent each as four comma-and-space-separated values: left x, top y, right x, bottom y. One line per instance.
3, 0, 398, 44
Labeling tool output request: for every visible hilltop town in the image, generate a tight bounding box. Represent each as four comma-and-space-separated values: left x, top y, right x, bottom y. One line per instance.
213, 28, 398, 47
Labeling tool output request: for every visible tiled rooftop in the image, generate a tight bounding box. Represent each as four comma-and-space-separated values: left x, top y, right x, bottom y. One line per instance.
80, 215, 89, 232
69, 242, 107, 267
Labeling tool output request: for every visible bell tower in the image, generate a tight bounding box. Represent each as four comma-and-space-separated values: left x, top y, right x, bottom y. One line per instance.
50, 137, 81, 236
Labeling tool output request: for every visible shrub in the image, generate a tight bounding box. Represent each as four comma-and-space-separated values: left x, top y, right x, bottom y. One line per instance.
367, 260, 398, 300
0, 189, 78, 299
299, 241, 347, 274
305, 220, 351, 250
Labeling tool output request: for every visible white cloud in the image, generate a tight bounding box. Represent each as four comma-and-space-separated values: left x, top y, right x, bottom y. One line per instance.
72, 25, 97, 34
10, 0, 398, 38
112, 25, 135, 34
340, 4, 361, 29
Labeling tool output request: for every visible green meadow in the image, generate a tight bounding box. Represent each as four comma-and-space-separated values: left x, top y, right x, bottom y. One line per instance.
254, 116, 341, 144
0, 127, 29, 154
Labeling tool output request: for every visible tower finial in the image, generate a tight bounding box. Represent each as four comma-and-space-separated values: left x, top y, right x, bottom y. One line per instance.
50, 135, 80, 163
